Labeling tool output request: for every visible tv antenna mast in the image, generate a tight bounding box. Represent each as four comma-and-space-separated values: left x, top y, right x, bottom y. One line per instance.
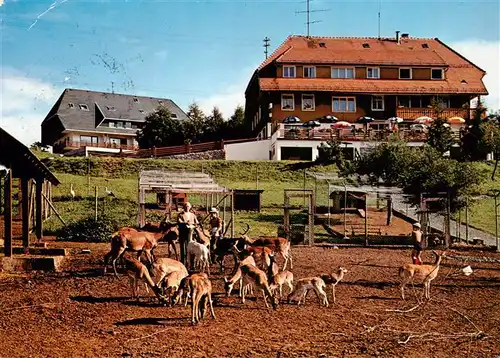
263, 37, 270, 59
378, 0, 382, 39
296, 0, 329, 37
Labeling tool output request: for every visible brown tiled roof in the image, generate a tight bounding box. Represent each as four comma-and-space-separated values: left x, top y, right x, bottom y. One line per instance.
257, 36, 487, 95
260, 77, 487, 95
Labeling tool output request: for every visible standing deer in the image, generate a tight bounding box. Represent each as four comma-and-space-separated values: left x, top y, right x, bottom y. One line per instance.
320, 267, 348, 304
399, 250, 445, 300
189, 273, 216, 325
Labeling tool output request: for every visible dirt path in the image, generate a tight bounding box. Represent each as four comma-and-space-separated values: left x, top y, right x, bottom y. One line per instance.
0, 244, 499, 357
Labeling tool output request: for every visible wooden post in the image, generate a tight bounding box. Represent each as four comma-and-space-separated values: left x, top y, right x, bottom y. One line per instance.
364, 194, 368, 246
465, 196, 469, 245
35, 178, 43, 241
386, 196, 393, 226
4, 170, 12, 257
95, 186, 98, 221
230, 191, 235, 238
21, 178, 30, 249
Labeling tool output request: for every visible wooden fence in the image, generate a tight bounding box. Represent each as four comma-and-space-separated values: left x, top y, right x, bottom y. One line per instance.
134, 140, 225, 158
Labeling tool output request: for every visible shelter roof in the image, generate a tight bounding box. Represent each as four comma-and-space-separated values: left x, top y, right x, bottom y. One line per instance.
139, 170, 228, 193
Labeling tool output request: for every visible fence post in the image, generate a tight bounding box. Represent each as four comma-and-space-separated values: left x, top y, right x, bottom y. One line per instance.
152, 146, 157, 158
185, 143, 191, 153
219, 139, 224, 149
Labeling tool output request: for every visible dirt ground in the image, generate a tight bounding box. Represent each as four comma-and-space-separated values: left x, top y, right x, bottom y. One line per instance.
0, 242, 499, 358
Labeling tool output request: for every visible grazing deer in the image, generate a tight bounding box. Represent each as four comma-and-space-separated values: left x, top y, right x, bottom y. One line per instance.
189, 273, 216, 325
320, 267, 348, 304
103, 227, 166, 277
123, 255, 166, 303
288, 277, 329, 307
160, 270, 188, 304
399, 250, 445, 300
223, 255, 257, 297
239, 264, 278, 310
151, 257, 188, 288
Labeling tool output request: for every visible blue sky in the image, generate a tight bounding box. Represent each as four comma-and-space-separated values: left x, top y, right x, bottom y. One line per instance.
1, 0, 499, 144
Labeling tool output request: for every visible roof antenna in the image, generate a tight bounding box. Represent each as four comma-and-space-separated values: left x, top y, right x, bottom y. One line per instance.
263, 37, 270, 59
378, 0, 382, 39
296, 0, 328, 37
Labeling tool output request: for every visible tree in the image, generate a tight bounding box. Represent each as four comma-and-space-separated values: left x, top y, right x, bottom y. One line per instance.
224, 105, 245, 140
203, 106, 225, 142
483, 121, 500, 179
184, 102, 206, 143
426, 99, 455, 154
316, 138, 345, 169
136, 107, 183, 148
461, 102, 488, 161
30, 141, 49, 151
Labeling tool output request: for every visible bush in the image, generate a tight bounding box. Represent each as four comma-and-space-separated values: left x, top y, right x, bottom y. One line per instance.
56, 216, 118, 243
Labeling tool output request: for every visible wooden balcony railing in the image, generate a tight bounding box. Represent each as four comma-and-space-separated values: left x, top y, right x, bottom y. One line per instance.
62, 141, 138, 151
396, 107, 469, 120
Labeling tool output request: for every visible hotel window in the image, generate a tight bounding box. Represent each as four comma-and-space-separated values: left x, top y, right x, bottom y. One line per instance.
399, 68, 412, 79
331, 67, 355, 79
371, 96, 385, 111
108, 121, 116, 128
281, 94, 295, 110
283, 66, 296, 78
303, 66, 316, 78
80, 136, 98, 145
431, 68, 444, 80
367, 67, 380, 79
302, 94, 315, 111
332, 97, 356, 112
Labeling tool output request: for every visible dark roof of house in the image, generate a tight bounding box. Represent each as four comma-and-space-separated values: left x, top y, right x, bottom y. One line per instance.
0, 127, 60, 185
42, 88, 189, 133
252, 35, 487, 95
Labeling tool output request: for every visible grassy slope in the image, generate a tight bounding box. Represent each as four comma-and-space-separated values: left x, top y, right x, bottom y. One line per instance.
39, 154, 500, 237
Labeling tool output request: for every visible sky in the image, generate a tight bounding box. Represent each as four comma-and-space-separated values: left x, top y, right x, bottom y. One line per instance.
0, 0, 499, 145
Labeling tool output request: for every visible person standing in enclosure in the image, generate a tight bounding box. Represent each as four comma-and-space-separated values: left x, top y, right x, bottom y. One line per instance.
410, 222, 424, 264
208, 207, 223, 263
177, 202, 199, 265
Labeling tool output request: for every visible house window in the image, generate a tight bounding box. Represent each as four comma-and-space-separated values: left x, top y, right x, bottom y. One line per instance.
431, 68, 444, 80
399, 68, 412, 79
171, 113, 178, 119
371, 96, 385, 111
398, 96, 410, 107
108, 121, 116, 128
132, 124, 138, 129
109, 138, 121, 146
80, 136, 98, 145
79, 104, 89, 111
68, 103, 75, 109
367, 67, 380, 79
332, 97, 356, 112
125, 122, 132, 129
281, 94, 295, 110
331, 68, 355, 79
106, 106, 116, 111
283, 66, 296, 78
303, 66, 316, 78
302, 94, 315, 111
116, 121, 124, 128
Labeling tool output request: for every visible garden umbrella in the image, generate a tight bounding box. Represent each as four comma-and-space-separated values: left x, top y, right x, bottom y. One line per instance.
332, 121, 352, 129
282, 116, 301, 124
447, 116, 465, 124
414, 116, 434, 125
357, 116, 374, 124
318, 115, 339, 123
302, 120, 321, 128
387, 117, 404, 123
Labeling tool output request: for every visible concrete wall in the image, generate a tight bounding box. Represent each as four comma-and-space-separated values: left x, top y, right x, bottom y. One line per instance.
224, 139, 271, 160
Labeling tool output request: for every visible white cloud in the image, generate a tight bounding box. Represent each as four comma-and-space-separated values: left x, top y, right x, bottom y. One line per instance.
0, 0, 4, 7
0, 68, 61, 145
450, 39, 500, 112
197, 65, 257, 118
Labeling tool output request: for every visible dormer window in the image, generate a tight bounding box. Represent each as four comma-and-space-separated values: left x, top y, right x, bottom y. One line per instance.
79, 104, 89, 111
106, 106, 116, 111
431, 68, 444, 80
421, 43, 429, 48
133, 97, 139, 103
158, 100, 164, 105
68, 103, 75, 108
362, 43, 370, 48
138, 109, 145, 113
399, 68, 412, 79
171, 113, 178, 119
283, 66, 296, 78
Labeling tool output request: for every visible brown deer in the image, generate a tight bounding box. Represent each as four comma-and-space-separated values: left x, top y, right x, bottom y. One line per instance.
223, 255, 257, 297
189, 273, 216, 325
123, 255, 166, 303
151, 257, 188, 289
399, 250, 445, 300
239, 264, 278, 310
103, 227, 166, 277
241, 229, 293, 270
320, 267, 348, 304
288, 277, 329, 307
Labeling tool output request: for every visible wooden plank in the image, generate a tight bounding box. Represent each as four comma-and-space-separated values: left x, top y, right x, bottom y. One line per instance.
35, 178, 43, 241
4, 170, 12, 257
21, 178, 30, 248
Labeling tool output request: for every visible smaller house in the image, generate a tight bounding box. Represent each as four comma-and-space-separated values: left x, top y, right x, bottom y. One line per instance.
41, 88, 189, 154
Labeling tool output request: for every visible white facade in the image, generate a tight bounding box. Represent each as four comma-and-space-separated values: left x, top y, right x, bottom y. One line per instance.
224, 139, 271, 160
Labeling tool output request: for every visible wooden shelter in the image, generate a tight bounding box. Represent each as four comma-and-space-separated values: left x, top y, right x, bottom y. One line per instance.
137, 170, 234, 237
0, 127, 60, 257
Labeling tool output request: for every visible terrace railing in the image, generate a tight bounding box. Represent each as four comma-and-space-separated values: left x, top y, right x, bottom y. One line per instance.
61, 140, 138, 151
396, 107, 469, 120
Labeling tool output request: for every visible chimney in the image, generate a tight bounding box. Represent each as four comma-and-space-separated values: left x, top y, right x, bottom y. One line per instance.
395, 30, 400, 44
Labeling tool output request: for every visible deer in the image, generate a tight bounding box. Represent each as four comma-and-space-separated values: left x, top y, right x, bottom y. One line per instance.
288, 277, 329, 307
231, 244, 273, 272
239, 264, 278, 310
399, 250, 445, 300
103, 227, 166, 277
159, 222, 179, 260
151, 257, 188, 289
241, 225, 293, 270
320, 267, 348, 304
189, 273, 216, 325
160, 270, 188, 305
223, 254, 257, 297
267, 254, 293, 299
123, 254, 166, 303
